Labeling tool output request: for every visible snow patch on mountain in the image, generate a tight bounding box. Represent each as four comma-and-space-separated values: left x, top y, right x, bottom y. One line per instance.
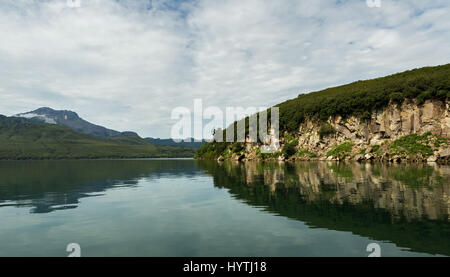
15, 112, 57, 124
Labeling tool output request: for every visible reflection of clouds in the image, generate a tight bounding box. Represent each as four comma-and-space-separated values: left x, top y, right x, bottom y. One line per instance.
0, 160, 202, 214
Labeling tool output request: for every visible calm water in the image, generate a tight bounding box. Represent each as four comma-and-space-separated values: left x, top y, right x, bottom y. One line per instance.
0, 159, 449, 257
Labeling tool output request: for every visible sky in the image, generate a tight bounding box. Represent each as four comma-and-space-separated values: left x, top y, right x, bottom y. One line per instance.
0, 0, 449, 138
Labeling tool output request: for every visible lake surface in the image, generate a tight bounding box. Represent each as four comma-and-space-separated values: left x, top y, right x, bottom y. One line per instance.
0, 159, 449, 257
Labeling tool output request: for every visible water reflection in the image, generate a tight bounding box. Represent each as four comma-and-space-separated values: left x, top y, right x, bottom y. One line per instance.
0, 160, 201, 213
1, 159, 449, 256
197, 161, 450, 256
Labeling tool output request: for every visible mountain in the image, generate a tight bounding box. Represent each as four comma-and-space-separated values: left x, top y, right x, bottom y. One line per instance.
15, 107, 139, 138
195, 64, 450, 163
0, 115, 196, 159
145, 137, 205, 148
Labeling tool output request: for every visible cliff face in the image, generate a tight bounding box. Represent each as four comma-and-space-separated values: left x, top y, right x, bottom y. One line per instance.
300, 100, 449, 146
298, 99, 448, 156
240, 99, 450, 163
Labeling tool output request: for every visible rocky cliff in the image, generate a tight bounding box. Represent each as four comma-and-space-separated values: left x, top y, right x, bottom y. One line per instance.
233, 99, 450, 163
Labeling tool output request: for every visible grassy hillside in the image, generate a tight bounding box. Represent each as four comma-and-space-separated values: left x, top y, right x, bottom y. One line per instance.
278, 64, 450, 132
196, 64, 450, 158
0, 116, 196, 159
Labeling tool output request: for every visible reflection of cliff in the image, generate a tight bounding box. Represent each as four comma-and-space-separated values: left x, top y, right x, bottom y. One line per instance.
295, 162, 449, 222
0, 160, 200, 213
197, 161, 450, 256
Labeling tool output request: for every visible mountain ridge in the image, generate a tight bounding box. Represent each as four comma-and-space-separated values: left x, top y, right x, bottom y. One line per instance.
0, 115, 196, 159
15, 107, 139, 138
14, 107, 204, 148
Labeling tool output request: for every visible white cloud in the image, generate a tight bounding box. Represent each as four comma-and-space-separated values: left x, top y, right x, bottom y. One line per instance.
0, 0, 449, 137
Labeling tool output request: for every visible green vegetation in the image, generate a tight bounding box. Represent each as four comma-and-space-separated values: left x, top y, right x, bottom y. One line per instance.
230, 142, 245, 154
318, 123, 336, 139
296, 149, 317, 158
218, 143, 246, 159
194, 142, 228, 159
432, 136, 448, 148
326, 141, 354, 159
370, 145, 382, 155
278, 64, 449, 132
194, 141, 244, 159
0, 116, 196, 159
256, 148, 282, 159
388, 132, 448, 157
281, 135, 298, 158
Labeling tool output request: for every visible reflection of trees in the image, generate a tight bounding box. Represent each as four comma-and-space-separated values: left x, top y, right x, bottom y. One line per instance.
197, 160, 450, 256
0, 160, 200, 213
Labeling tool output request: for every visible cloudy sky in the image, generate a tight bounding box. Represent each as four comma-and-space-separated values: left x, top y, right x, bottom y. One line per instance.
0, 0, 449, 138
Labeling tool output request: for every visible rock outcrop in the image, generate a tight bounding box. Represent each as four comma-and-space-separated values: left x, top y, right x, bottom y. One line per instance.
297, 99, 449, 150
240, 99, 450, 163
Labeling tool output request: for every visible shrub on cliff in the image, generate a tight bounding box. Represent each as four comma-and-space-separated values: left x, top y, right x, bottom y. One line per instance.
231, 142, 244, 154
256, 148, 282, 159
281, 135, 298, 158
318, 123, 336, 139
282, 142, 297, 158
327, 141, 354, 159
194, 142, 228, 159
296, 149, 317, 158
388, 133, 447, 157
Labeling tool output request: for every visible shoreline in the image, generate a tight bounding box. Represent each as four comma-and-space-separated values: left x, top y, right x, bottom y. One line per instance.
0, 157, 195, 161
197, 156, 450, 165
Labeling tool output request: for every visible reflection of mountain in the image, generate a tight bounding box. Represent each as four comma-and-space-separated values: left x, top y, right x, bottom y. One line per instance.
0, 160, 200, 213
197, 161, 450, 256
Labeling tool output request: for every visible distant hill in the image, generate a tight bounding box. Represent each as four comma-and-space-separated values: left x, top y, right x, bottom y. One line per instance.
15, 107, 139, 138
0, 115, 196, 159
145, 137, 205, 148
